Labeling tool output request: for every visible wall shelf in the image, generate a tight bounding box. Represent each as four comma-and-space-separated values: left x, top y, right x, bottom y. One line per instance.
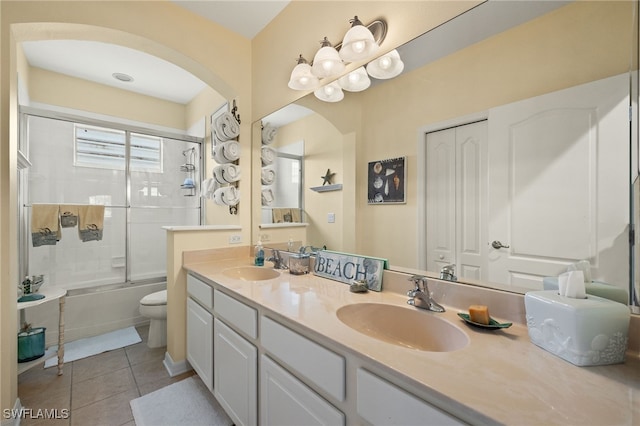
310, 184, 342, 193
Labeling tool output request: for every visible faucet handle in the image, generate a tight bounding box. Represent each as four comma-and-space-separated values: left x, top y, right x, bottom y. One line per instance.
407, 275, 425, 296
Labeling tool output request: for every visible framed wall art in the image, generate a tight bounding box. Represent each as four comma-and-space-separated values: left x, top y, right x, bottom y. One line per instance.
367, 156, 406, 204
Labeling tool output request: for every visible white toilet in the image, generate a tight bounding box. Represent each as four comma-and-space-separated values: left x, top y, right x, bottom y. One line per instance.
139, 290, 167, 348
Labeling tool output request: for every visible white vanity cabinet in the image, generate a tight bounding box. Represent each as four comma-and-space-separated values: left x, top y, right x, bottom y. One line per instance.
186, 274, 214, 392
213, 289, 258, 426
213, 318, 257, 426
260, 315, 345, 425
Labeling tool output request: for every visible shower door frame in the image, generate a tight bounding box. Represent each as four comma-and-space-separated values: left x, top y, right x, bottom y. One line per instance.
19, 107, 205, 288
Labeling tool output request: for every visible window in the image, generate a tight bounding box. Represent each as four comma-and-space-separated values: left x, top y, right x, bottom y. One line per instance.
74, 124, 162, 172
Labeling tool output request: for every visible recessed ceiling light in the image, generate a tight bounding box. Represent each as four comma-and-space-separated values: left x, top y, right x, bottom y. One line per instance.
112, 72, 134, 83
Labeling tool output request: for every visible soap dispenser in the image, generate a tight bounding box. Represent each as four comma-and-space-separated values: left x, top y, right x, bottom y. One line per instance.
254, 240, 265, 266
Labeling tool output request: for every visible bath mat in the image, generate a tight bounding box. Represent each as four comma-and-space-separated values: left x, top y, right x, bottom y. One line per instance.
130, 377, 233, 426
44, 326, 141, 368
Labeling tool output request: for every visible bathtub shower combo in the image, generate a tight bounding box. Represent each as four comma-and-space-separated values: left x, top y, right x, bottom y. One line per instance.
19, 112, 202, 332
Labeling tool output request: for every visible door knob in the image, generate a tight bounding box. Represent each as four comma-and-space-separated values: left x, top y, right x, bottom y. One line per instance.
491, 240, 510, 249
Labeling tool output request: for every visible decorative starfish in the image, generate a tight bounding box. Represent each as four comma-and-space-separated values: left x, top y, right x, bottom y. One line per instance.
321, 169, 335, 185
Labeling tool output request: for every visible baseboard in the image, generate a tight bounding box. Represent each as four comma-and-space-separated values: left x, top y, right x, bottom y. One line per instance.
1, 398, 22, 426
163, 351, 192, 377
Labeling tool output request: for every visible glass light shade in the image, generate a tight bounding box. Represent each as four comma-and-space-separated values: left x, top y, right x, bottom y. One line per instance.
337, 67, 371, 92
366, 49, 405, 79
312, 45, 345, 78
339, 25, 379, 62
288, 62, 319, 90
314, 82, 344, 102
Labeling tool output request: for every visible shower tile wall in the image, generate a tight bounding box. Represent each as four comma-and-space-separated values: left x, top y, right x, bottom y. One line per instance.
26, 115, 200, 289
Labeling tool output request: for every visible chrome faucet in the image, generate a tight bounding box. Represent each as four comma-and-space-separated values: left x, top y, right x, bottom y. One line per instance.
266, 249, 288, 270
439, 264, 457, 282
407, 275, 445, 312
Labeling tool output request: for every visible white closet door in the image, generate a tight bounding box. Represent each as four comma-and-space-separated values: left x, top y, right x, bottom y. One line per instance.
426, 121, 487, 280
487, 74, 629, 288
426, 128, 456, 273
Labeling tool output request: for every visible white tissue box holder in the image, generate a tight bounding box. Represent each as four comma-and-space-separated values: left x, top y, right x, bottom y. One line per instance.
524, 290, 630, 366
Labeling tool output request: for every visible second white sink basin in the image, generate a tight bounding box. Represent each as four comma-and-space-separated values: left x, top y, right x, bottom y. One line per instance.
337, 303, 469, 352
222, 266, 280, 281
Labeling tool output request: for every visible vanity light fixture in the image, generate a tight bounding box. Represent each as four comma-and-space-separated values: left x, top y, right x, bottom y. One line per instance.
288, 16, 401, 102
314, 81, 344, 103
311, 37, 346, 79
288, 55, 320, 90
339, 16, 380, 62
366, 49, 404, 79
337, 66, 371, 92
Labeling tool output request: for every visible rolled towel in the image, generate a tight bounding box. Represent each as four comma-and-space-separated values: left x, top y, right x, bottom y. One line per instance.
213, 141, 240, 164
59, 204, 80, 228
261, 188, 274, 206
213, 186, 239, 207
78, 205, 105, 242
261, 146, 276, 166
261, 168, 276, 185
262, 123, 277, 145
213, 164, 241, 184
31, 204, 61, 247
215, 112, 240, 141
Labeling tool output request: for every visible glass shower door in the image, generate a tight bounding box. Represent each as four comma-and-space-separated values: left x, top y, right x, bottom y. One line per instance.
128, 136, 201, 282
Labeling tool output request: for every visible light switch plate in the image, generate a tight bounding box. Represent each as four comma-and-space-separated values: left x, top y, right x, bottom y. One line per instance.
328, 213, 335, 223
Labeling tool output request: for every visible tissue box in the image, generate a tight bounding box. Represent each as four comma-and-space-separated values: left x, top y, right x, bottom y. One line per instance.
524, 291, 630, 366
542, 277, 628, 305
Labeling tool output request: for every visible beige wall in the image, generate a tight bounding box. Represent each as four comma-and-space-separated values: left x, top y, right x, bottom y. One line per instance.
29, 68, 189, 130
352, 1, 633, 268
275, 113, 348, 251
251, 1, 482, 120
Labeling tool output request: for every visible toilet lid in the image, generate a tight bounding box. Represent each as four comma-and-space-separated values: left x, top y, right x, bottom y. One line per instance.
140, 290, 167, 306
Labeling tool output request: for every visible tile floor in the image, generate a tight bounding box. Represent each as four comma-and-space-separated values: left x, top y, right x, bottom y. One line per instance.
18, 324, 195, 426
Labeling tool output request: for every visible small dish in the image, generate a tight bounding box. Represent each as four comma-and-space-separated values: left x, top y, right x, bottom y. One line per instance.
457, 312, 512, 329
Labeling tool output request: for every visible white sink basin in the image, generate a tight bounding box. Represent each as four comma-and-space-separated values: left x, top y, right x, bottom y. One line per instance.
336, 303, 469, 352
222, 266, 281, 281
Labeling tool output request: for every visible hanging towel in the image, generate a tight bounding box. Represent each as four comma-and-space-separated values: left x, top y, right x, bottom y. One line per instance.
31, 204, 61, 247
78, 205, 105, 242
200, 178, 218, 200
59, 204, 80, 228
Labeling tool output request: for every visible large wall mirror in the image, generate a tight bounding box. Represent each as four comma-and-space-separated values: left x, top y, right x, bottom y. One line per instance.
252, 1, 639, 310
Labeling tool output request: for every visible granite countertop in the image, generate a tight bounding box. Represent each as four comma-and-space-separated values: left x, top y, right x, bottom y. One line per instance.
183, 257, 640, 425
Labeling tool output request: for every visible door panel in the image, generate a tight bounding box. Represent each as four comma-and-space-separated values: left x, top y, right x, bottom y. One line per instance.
488, 74, 629, 288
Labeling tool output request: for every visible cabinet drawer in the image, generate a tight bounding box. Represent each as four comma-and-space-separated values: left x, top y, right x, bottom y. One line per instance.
261, 355, 344, 426
357, 368, 464, 425
214, 289, 257, 339
261, 316, 345, 401
187, 274, 213, 310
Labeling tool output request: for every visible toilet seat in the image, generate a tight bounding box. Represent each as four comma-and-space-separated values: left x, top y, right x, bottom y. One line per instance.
140, 290, 167, 306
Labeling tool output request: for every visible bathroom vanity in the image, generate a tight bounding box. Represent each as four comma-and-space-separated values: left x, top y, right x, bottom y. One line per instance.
183, 252, 639, 425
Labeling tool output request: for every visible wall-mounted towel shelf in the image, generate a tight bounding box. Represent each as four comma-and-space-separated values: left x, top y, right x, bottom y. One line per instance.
310, 184, 342, 193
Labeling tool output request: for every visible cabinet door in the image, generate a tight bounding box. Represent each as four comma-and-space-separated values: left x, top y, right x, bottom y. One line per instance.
186, 298, 213, 392
260, 355, 344, 426
214, 318, 257, 426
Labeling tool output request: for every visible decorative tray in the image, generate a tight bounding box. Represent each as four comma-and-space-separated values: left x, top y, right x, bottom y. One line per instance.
457, 313, 512, 329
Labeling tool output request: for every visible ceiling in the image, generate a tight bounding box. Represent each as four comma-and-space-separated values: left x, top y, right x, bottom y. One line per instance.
21, 1, 290, 105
